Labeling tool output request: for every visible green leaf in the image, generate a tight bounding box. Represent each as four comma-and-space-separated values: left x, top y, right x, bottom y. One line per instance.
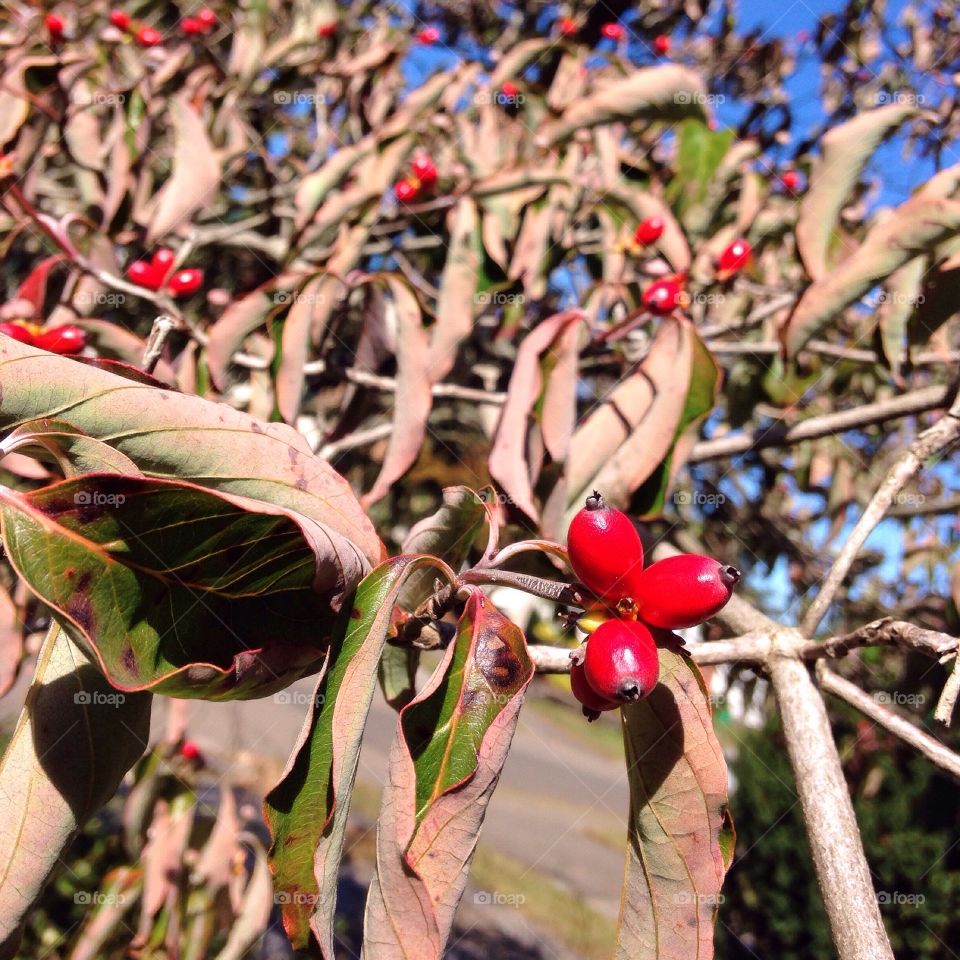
0, 338, 381, 571
616, 641, 732, 959
0, 627, 151, 957
0, 474, 351, 697
667, 120, 735, 216
363, 589, 534, 959
264, 555, 451, 955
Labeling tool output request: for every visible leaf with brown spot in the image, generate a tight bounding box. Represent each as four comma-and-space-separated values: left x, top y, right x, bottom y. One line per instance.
0, 474, 366, 696
617, 642, 733, 959
265, 555, 452, 956
363, 589, 533, 960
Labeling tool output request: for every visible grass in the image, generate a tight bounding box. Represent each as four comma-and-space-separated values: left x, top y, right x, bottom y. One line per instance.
348, 776, 618, 959
468, 844, 617, 960
526, 694, 625, 762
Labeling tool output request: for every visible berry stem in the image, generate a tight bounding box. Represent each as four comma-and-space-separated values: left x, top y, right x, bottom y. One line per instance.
460, 567, 582, 605
484, 539, 570, 570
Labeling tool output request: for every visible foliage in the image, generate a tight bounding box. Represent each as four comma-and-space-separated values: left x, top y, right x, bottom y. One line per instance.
0, 0, 958, 958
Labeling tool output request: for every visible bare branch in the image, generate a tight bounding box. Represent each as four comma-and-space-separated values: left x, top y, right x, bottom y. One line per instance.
141, 316, 177, 375
819, 665, 960, 783
934, 656, 960, 727
811, 617, 959, 660
769, 655, 895, 960
688, 383, 952, 463
802, 387, 960, 636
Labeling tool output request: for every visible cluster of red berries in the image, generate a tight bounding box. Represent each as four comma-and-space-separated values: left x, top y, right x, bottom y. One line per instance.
565, 491, 740, 720
0, 320, 86, 355
634, 236, 753, 316
393, 154, 438, 204
125, 249, 204, 297
180, 8, 217, 36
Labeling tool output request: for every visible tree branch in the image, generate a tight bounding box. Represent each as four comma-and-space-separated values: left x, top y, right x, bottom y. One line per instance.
819, 665, 960, 783
769, 654, 895, 960
688, 383, 952, 463
801, 387, 960, 636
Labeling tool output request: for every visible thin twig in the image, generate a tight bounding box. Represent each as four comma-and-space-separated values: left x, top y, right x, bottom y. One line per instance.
802, 386, 960, 636
813, 617, 959, 660
460, 567, 582, 605
819, 664, 960, 783
688, 383, 953, 463
486, 539, 571, 570
141, 316, 177, 374
934, 656, 960, 727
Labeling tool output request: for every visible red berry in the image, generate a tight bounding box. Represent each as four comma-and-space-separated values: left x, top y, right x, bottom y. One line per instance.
317, 21, 337, 38
716, 238, 752, 278
500, 81, 519, 99
601, 22, 625, 41
33, 324, 86, 355
0, 321, 36, 345
180, 17, 203, 35
558, 17, 577, 37
570, 659, 619, 720
566, 491, 645, 601
135, 25, 162, 47
46, 14, 65, 39
633, 554, 741, 629
633, 215, 664, 247
196, 8, 217, 30
394, 179, 419, 203
781, 170, 801, 192
167, 268, 204, 297
642, 277, 685, 315
411, 154, 438, 187
583, 620, 659, 703
180, 740, 201, 762
109, 10, 130, 30
653, 34, 671, 55
126, 260, 163, 290
151, 247, 177, 283
417, 26, 440, 44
